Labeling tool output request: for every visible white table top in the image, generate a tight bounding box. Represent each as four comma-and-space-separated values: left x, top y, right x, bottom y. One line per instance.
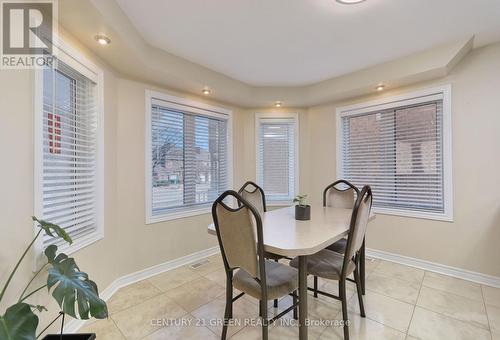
208, 205, 375, 257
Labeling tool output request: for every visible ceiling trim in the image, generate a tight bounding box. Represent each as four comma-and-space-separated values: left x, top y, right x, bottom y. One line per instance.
58, 0, 474, 108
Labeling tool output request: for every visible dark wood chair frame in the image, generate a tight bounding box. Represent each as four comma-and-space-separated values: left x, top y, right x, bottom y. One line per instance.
237, 181, 289, 308
314, 180, 367, 296
309, 185, 373, 340
212, 190, 299, 340
238, 181, 267, 212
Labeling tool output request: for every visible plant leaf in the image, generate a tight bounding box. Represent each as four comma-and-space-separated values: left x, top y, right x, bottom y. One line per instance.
0, 303, 38, 340
44, 245, 69, 266
30, 305, 48, 313
46, 253, 107, 320
32, 216, 72, 244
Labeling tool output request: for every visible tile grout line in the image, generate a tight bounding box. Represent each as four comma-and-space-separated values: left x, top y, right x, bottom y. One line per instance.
416, 304, 491, 332
480, 284, 493, 334
371, 268, 425, 286
362, 286, 416, 306
110, 317, 128, 340
184, 312, 221, 340
317, 285, 407, 338
101, 256, 494, 339
420, 282, 487, 302
109, 263, 208, 316
110, 264, 223, 337
416, 276, 492, 331
351, 293, 411, 336
109, 280, 185, 316
406, 270, 426, 337
419, 274, 485, 302
136, 310, 194, 340
367, 264, 486, 306
344, 290, 413, 335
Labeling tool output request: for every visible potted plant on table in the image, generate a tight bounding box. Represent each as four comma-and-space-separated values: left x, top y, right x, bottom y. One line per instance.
0, 217, 108, 340
293, 194, 311, 221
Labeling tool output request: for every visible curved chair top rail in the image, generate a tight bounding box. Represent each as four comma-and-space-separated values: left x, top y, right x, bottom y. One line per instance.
322, 179, 360, 207
238, 180, 267, 212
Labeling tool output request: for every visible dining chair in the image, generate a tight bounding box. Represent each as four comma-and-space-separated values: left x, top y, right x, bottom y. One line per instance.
212, 190, 299, 340
289, 185, 373, 340
311, 180, 361, 296
238, 181, 287, 308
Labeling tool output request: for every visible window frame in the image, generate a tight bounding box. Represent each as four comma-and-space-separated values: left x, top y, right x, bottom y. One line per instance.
33, 38, 105, 260
145, 90, 233, 224
336, 85, 453, 221
255, 113, 299, 206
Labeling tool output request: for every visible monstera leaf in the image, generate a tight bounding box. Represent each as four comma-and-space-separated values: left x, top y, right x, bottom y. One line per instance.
0, 303, 38, 340
44, 245, 108, 320
32, 216, 72, 244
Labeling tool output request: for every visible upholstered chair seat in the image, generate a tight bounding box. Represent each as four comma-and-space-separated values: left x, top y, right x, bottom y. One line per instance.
326, 238, 347, 254
290, 249, 355, 280
289, 185, 373, 340
234, 260, 298, 300
212, 190, 299, 340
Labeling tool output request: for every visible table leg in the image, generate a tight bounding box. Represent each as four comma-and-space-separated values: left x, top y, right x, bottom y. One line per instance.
360, 238, 366, 295
298, 255, 308, 340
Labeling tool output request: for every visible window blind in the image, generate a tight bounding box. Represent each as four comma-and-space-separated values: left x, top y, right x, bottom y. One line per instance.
340, 98, 445, 214
41, 59, 98, 247
150, 103, 228, 216
258, 118, 296, 202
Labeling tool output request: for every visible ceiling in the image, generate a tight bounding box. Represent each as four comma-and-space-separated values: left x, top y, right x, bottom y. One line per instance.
114, 0, 500, 87
57, 0, 497, 107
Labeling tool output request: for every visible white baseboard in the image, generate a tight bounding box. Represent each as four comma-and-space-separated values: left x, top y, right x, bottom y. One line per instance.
64, 246, 220, 333
65, 246, 500, 333
366, 248, 500, 288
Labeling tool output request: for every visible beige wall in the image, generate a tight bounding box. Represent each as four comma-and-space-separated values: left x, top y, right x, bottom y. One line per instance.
306, 43, 500, 277
110, 78, 242, 277
0, 30, 244, 330
0, 37, 121, 328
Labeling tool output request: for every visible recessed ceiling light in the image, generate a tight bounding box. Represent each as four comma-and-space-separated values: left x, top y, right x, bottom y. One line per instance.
274, 101, 283, 108
376, 84, 385, 91
202, 87, 211, 95
94, 35, 111, 45
336, 0, 366, 4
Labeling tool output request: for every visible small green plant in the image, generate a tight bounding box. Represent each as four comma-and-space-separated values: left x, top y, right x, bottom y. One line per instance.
293, 194, 308, 207
0, 217, 108, 340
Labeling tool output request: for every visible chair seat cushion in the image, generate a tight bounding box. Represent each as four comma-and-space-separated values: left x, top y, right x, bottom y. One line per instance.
233, 260, 298, 300
326, 238, 347, 254
289, 249, 355, 281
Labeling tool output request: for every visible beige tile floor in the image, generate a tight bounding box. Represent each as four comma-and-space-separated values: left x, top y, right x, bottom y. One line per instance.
80, 254, 500, 340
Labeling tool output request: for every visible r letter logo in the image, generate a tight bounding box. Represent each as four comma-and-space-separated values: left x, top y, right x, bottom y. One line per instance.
1, 1, 55, 69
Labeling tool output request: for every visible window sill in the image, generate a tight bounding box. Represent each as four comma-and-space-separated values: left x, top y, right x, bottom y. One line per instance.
373, 207, 453, 222
55, 231, 104, 256
267, 201, 293, 207
146, 206, 211, 224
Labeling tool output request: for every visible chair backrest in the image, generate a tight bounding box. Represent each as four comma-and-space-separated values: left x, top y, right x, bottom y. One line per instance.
323, 180, 360, 209
238, 181, 267, 215
343, 185, 373, 268
212, 190, 266, 284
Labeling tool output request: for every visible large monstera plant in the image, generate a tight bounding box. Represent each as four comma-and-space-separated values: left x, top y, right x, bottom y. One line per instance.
0, 217, 108, 340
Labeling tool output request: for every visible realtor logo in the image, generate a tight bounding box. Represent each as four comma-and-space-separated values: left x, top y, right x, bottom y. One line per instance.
1, 0, 56, 69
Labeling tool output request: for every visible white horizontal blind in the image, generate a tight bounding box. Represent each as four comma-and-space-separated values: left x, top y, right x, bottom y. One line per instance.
258, 119, 296, 202
151, 103, 228, 216
341, 99, 444, 214
42, 59, 98, 247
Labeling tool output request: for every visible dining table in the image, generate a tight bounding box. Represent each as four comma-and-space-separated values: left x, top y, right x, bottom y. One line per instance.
207, 204, 375, 340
